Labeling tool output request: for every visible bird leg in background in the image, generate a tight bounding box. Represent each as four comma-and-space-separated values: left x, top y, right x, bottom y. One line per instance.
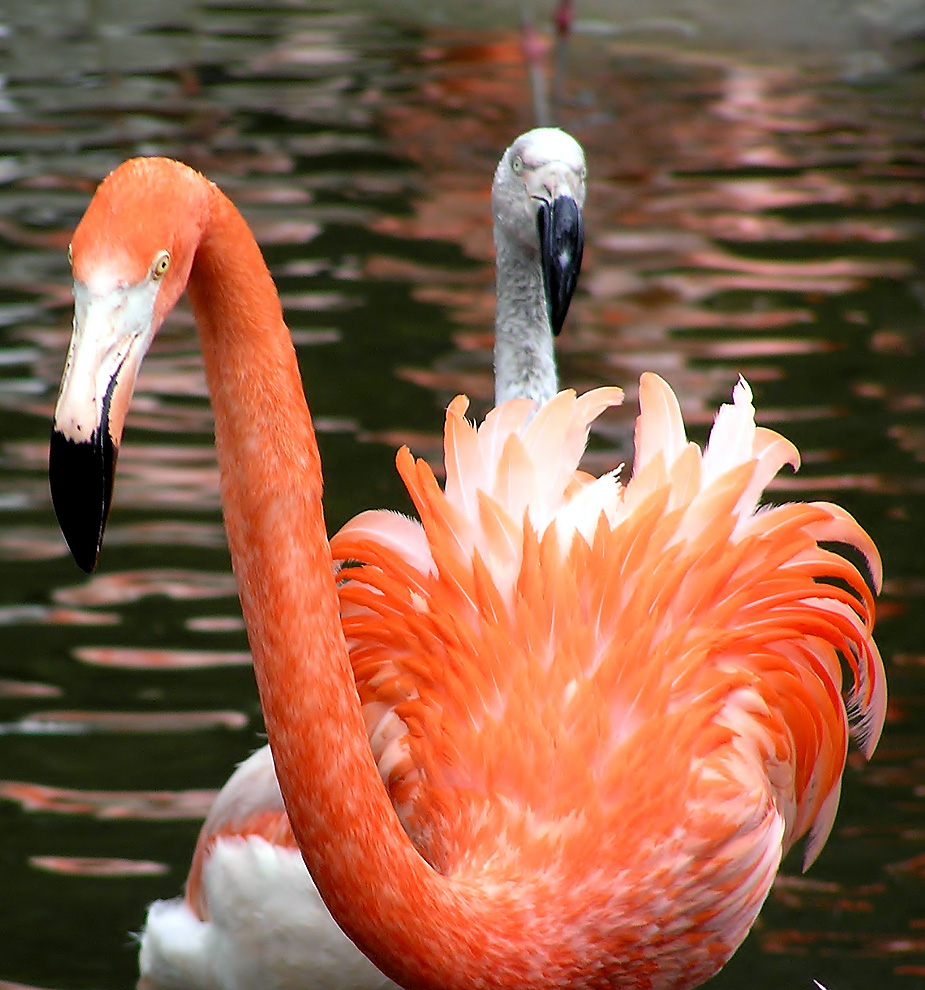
519, 3, 551, 127
519, 0, 576, 127
551, 0, 574, 124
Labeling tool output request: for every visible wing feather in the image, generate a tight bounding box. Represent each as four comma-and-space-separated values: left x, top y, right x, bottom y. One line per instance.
185, 747, 296, 921
330, 373, 885, 916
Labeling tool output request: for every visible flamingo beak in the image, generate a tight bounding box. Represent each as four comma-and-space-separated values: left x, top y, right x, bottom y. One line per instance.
537, 194, 583, 336
49, 279, 159, 572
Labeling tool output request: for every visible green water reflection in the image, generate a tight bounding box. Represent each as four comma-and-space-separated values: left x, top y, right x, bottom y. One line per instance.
0, 3, 923, 989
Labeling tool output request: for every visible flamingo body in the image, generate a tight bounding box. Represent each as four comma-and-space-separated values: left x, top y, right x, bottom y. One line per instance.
51, 156, 885, 990
137, 127, 587, 990
328, 376, 883, 987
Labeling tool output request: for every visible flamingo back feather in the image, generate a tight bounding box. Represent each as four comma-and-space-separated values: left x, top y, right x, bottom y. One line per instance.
185, 746, 298, 921
141, 751, 398, 990
331, 373, 884, 980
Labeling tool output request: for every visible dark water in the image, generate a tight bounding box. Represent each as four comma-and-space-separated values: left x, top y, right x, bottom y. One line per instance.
0, 4, 923, 988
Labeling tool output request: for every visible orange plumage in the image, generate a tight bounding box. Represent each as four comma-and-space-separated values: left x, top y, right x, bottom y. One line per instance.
52, 158, 885, 990
332, 374, 883, 985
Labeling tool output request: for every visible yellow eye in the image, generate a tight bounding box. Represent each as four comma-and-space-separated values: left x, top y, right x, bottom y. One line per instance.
152, 251, 171, 280
511, 154, 524, 174
66, 244, 72, 265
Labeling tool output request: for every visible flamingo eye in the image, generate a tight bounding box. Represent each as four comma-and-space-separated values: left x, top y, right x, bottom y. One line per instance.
511, 155, 524, 175
152, 251, 171, 280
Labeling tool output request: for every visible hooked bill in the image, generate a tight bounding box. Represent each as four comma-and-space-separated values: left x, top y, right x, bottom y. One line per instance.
49, 416, 118, 574
537, 195, 584, 336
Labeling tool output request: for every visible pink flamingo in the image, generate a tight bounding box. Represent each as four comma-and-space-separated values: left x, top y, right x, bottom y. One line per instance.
50, 148, 884, 990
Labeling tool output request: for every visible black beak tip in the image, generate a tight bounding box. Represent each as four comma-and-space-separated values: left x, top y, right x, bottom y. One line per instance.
49, 428, 116, 573
538, 195, 584, 338
550, 306, 567, 339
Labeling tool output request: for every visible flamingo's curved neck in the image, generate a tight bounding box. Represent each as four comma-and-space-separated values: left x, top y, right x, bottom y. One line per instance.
493, 229, 557, 407
182, 184, 547, 990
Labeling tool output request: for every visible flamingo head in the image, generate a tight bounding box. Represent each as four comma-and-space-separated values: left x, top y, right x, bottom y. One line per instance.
50, 158, 206, 571
492, 127, 586, 335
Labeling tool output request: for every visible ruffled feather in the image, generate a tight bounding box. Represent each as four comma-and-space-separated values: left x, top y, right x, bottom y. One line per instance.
330, 373, 885, 927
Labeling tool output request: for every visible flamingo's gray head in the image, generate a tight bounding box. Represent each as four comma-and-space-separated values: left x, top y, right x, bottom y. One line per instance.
492, 127, 586, 336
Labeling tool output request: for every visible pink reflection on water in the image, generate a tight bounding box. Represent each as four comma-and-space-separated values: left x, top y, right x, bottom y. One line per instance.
663, 271, 862, 294
892, 653, 925, 668
0, 779, 216, 819
883, 578, 925, 598
0, 605, 119, 627
54, 569, 238, 607
109, 522, 228, 546
0, 527, 70, 561
29, 856, 168, 877
690, 248, 907, 281
185, 615, 247, 633
684, 337, 827, 359
102, 446, 222, 510
75, 647, 252, 670
250, 220, 321, 246
770, 474, 923, 494
712, 64, 817, 135
278, 290, 354, 311
763, 920, 925, 970
891, 425, 925, 464
686, 212, 907, 244
760, 874, 912, 963
0, 680, 61, 699
11, 710, 248, 733
0, 523, 228, 561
